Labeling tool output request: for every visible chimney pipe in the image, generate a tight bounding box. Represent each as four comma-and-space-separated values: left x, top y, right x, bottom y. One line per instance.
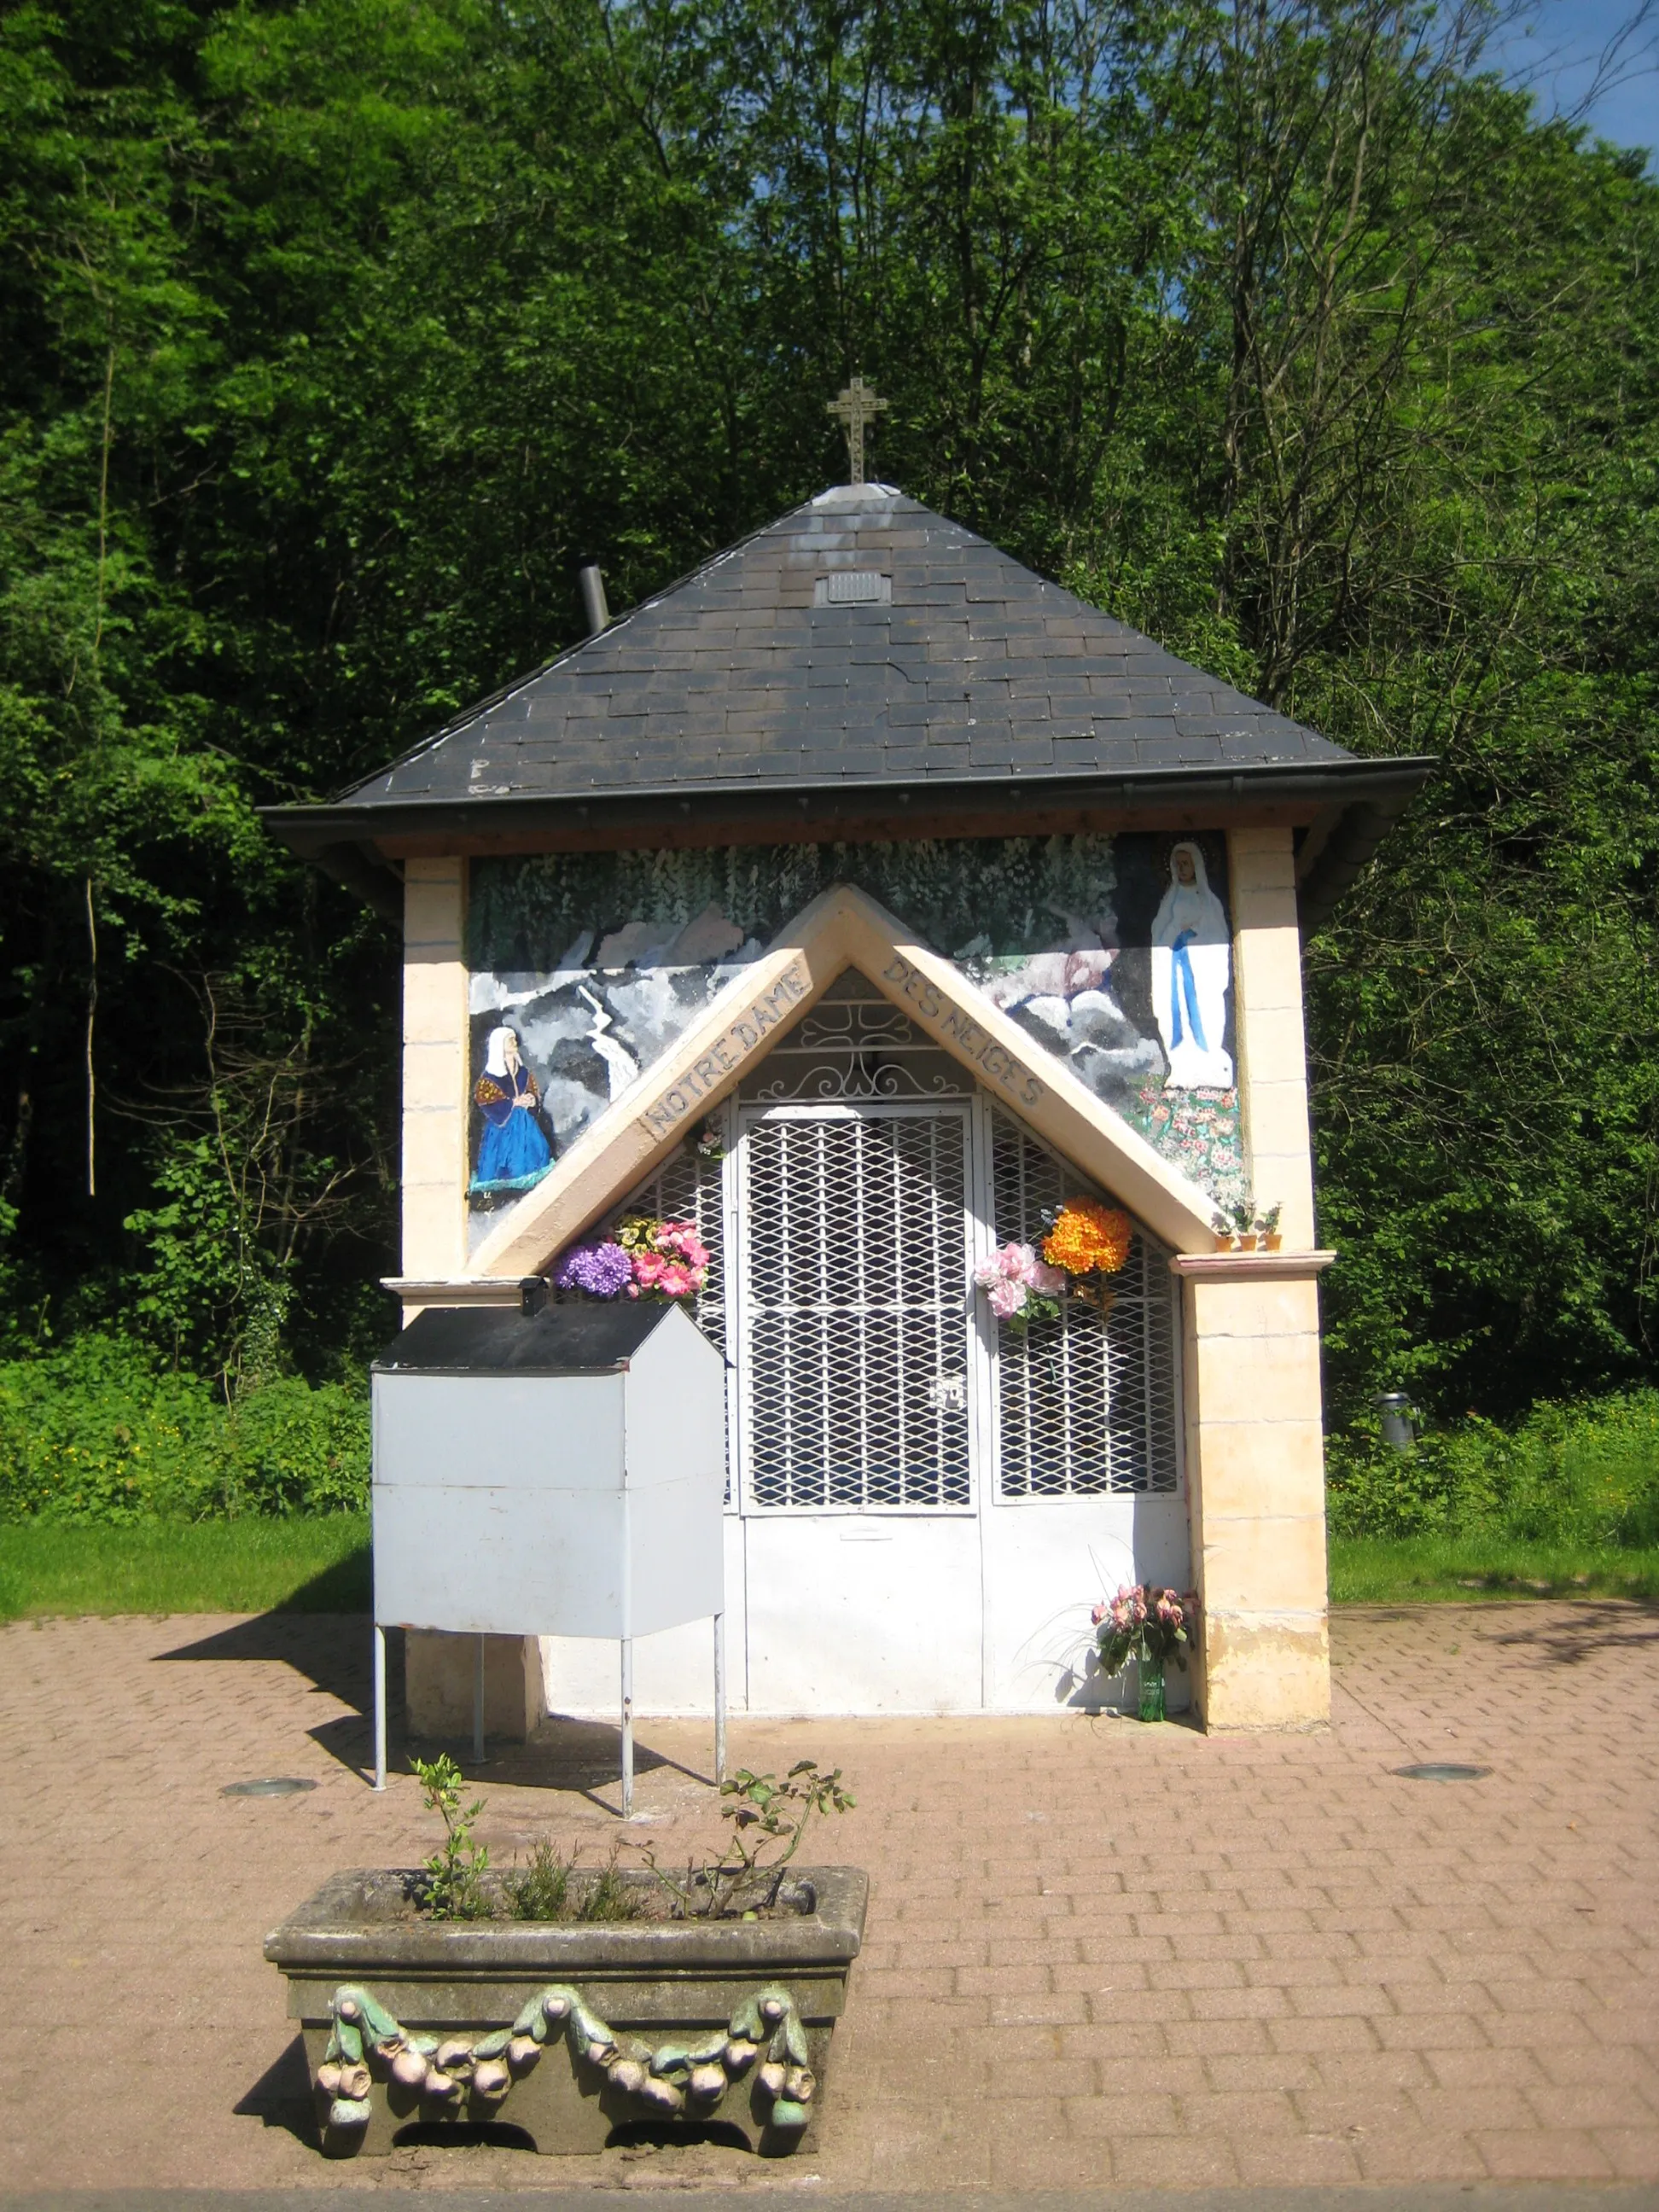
579, 562, 610, 638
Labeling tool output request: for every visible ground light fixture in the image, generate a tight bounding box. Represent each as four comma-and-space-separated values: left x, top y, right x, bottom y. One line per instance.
1392, 1762, 1492, 1781
221, 1777, 318, 1797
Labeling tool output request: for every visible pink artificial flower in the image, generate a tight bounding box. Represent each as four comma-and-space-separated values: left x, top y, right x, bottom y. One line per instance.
656, 1221, 708, 1268
1091, 1601, 1109, 1626
975, 1244, 1032, 1290
987, 1278, 1027, 1320
1026, 1259, 1066, 1295
658, 1261, 694, 1298
632, 1251, 666, 1288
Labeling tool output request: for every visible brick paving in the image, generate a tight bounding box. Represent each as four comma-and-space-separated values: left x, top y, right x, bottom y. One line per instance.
0, 1601, 1655, 2194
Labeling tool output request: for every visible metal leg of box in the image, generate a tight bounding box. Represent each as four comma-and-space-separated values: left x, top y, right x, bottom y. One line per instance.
373, 1624, 387, 1792
473, 1633, 485, 1767
620, 1637, 634, 1819
713, 1610, 726, 1786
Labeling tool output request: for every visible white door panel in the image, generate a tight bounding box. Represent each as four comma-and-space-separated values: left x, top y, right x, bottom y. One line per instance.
981, 1491, 1193, 1714
744, 1514, 983, 1712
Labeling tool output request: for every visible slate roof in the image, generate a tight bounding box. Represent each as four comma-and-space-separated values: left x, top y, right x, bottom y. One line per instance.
334, 484, 1354, 808
265, 483, 1432, 926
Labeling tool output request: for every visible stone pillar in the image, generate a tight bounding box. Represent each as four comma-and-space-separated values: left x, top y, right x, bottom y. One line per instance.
401, 857, 469, 1281
405, 1630, 543, 1743
398, 856, 541, 1743
1231, 826, 1317, 1252
1179, 827, 1330, 1731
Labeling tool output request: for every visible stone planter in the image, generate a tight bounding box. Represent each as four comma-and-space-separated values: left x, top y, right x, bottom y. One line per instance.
265, 1866, 866, 2157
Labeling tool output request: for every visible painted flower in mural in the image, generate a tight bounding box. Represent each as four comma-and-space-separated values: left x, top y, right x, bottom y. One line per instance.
469, 1027, 555, 1196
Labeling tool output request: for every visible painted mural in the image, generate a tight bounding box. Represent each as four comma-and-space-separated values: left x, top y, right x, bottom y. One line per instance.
465, 836, 1245, 1244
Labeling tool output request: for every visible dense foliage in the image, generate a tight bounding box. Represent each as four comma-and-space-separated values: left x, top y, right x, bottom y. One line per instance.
2, 0, 1655, 1423
1328, 1391, 1659, 1551
0, 1336, 368, 1518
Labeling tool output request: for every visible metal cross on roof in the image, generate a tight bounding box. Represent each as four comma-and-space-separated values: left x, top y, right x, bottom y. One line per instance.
826, 375, 891, 485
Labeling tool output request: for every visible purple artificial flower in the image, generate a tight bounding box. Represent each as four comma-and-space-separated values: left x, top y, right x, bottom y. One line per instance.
552, 1239, 634, 1299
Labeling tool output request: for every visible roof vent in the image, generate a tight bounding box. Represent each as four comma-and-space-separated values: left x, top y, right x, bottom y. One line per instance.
578, 562, 611, 637
814, 570, 891, 607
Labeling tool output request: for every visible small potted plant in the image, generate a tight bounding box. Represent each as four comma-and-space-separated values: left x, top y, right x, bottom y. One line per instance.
1230, 1199, 1257, 1252
1254, 1202, 1283, 1251
1091, 1584, 1197, 1722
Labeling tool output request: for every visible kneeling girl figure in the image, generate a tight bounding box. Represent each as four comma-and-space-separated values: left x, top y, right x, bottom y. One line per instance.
470, 1025, 554, 1195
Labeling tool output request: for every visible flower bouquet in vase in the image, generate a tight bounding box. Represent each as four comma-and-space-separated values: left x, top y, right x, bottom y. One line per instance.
1091, 1584, 1197, 1722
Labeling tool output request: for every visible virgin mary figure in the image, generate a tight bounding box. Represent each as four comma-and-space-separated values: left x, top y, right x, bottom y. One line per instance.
469, 1025, 555, 1196
1150, 842, 1233, 1089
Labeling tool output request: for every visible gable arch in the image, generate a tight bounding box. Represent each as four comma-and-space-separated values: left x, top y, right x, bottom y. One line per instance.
465, 884, 1219, 1281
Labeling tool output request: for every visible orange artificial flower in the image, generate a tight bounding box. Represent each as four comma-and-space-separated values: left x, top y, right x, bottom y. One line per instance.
1043, 1199, 1133, 1278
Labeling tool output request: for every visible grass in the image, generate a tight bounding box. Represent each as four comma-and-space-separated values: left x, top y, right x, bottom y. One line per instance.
4, 1516, 1657, 1626
1329, 1534, 1659, 1605
0, 1512, 370, 1621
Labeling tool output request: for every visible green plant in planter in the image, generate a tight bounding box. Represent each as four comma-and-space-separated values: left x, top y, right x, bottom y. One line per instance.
415, 1755, 490, 1919
646, 1759, 855, 1918
507, 1838, 645, 1924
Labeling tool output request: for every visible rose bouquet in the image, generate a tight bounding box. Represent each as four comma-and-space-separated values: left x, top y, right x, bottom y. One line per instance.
551, 1215, 710, 1303
1091, 1583, 1196, 1679
972, 1242, 1066, 1331
616, 1214, 710, 1299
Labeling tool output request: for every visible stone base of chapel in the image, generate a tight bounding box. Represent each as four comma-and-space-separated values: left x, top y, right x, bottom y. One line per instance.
405, 1629, 543, 1741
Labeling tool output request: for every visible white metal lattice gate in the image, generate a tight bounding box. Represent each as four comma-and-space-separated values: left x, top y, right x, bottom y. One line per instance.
731, 1096, 1181, 1519
735, 1104, 975, 1513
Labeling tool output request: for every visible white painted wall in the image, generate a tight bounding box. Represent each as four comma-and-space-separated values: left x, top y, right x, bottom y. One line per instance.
536, 1485, 1190, 1717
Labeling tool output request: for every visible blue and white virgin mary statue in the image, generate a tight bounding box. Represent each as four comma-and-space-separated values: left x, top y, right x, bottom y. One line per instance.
470, 1025, 555, 1196
1150, 841, 1233, 1090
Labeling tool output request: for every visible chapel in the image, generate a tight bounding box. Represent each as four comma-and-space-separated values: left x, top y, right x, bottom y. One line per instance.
268, 463, 1429, 1734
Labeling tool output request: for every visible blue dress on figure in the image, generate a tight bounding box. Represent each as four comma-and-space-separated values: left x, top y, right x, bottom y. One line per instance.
470, 1035, 554, 1196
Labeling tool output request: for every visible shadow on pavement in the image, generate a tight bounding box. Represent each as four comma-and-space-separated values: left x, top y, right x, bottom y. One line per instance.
154, 1612, 398, 1780
154, 1610, 387, 1711
1485, 1598, 1659, 1666
232, 2033, 319, 2151
149, 1615, 696, 1796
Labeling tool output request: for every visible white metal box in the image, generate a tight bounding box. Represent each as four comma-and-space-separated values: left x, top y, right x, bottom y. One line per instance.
371, 1301, 726, 1641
